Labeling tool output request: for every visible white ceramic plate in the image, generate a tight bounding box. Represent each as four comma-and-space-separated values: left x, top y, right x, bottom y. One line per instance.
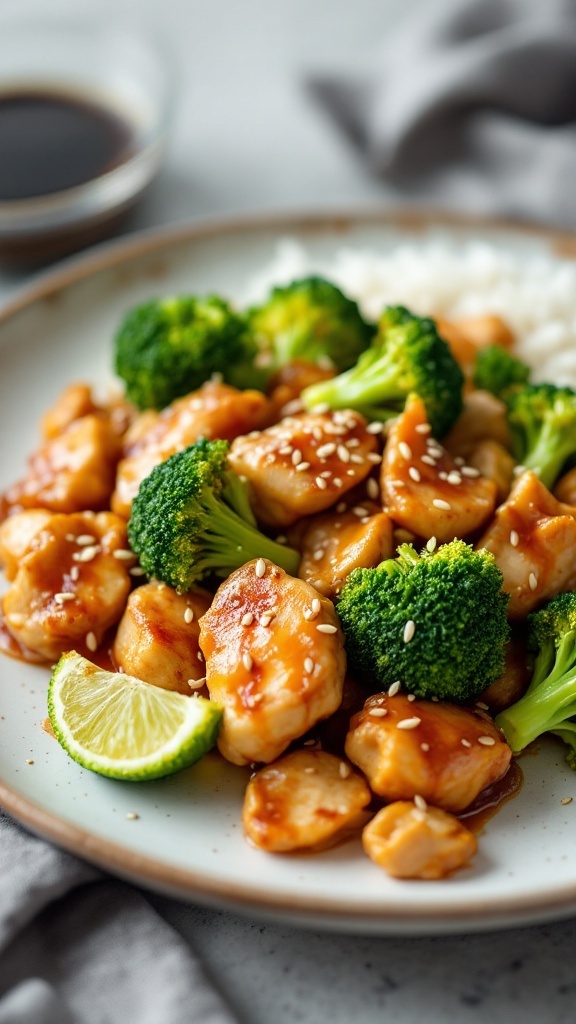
2, 210, 576, 935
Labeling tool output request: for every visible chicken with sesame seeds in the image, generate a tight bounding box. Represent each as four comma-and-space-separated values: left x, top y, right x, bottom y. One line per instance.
297, 502, 394, 599
345, 693, 511, 813
243, 748, 371, 852
4, 415, 122, 515
2, 511, 133, 661
228, 410, 378, 529
477, 470, 576, 619
112, 581, 212, 695
381, 394, 497, 543
198, 559, 346, 766
362, 800, 477, 880
112, 380, 273, 518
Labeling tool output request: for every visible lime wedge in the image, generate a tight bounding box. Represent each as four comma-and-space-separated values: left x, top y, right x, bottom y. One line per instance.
48, 651, 222, 781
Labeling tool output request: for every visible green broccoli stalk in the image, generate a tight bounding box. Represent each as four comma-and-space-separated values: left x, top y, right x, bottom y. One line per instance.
301, 305, 464, 438
248, 276, 373, 375
504, 383, 576, 489
496, 593, 576, 766
336, 539, 510, 702
472, 344, 531, 398
114, 295, 260, 410
127, 438, 300, 591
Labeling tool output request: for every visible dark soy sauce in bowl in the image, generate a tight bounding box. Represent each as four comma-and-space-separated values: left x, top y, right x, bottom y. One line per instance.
0, 88, 134, 201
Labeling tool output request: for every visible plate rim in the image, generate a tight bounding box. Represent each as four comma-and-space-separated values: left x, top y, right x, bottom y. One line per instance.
3, 204, 576, 930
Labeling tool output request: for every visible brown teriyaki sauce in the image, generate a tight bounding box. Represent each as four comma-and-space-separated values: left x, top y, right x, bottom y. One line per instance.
0, 87, 134, 201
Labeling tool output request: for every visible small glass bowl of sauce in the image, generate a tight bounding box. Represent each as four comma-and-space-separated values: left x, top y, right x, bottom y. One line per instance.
0, 5, 174, 268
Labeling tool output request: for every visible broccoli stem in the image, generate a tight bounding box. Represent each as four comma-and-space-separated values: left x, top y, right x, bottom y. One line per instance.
304, 348, 405, 414
521, 419, 576, 490
200, 491, 300, 578
496, 632, 576, 751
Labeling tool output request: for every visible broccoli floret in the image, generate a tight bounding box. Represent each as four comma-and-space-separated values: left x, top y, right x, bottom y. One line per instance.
496, 593, 576, 765
336, 539, 510, 702
127, 438, 300, 590
504, 383, 576, 489
248, 276, 373, 375
472, 344, 531, 398
114, 296, 259, 410
301, 305, 464, 438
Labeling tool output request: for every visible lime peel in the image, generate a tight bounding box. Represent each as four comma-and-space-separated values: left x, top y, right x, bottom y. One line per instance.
48, 651, 222, 781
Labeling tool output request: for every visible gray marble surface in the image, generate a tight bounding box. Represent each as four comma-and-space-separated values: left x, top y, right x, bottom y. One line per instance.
2, 1, 576, 1021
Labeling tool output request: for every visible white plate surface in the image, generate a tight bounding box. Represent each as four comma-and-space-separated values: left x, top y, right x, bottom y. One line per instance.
1, 210, 576, 935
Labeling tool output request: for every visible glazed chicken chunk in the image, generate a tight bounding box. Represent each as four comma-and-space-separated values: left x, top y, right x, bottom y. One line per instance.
477, 470, 576, 619
228, 409, 379, 528
4, 415, 122, 515
112, 381, 272, 518
298, 502, 393, 598
112, 582, 212, 694
345, 693, 511, 813
363, 801, 477, 880
381, 394, 497, 543
199, 559, 346, 765
2, 511, 133, 661
243, 749, 371, 852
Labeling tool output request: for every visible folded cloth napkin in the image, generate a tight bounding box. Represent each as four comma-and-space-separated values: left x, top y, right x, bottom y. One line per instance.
309, 0, 576, 227
0, 810, 238, 1024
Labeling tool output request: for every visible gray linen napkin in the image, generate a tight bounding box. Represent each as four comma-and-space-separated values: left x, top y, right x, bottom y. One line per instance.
309, 0, 576, 227
0, 810, 237, 1024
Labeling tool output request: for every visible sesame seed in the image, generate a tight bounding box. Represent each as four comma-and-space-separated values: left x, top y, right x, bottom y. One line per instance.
353, 506, 369, 517
279, 445, 293, 455
407, 693, 416, 702
315, 476, 327, 490
333, 477, 343, 487
529, 572, 538, 591
461, 466, 480, 478
510, 530, 519, 547
188, 677, 205, 690
397, 717, 421, 730
197, 651, 204, 661
76, 534, 97, 546
316, 623, 337, 634
426, 536, 437, 553
366, 478, 379, 499
113, 549, 135, 560
313, 549, 324, 562
369, 707, 387, 717
292, 449, 303, 466
421, 454, 437, 467
304, 766, 317, 774
65, 533, 77, 542
432, 498, 451, 511
25, 758, 34, 765
303, 738, 317, 746
367, 421, 384, 434
399, 441, 413, 460
70, 565, 80, 581
320, 470, 332, 479
475, 701, 489, 710
241, 612, 254, 626
304, 657, 315, 674
478, 735, 496, 746
260, 612, 274, 627
403, 620, 416, 643
336, 501, 347, 513
367, 453, 382, 464
242, 652, 253, 671
388, 680, 401, 697
446, 471, 462, 485
86, 631, 97, 652
339, 762, 351, 778
129, 566, 145, 576
296, 461, 311, 472
126, 812, 140, 820
420, 742, 430, 752
54, 592, 75, 604
311, 598, 321, 616
415, 423, 431, 435
350, 454, 365, 464
72, 545, 100, 562
337, 445, 350, 463
184, 607, 194, 624
311, 402, 330, 414
414, 794, 427, 811
317, 443, 336, 458
461, 738, 472, 748
561, 797, 573, 805
438, 471, 448, 481
408, 466, 421, 483
255, 558, 266, 578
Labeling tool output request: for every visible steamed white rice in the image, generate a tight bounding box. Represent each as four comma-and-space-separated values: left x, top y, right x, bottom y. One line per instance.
244, 238, 576, 387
